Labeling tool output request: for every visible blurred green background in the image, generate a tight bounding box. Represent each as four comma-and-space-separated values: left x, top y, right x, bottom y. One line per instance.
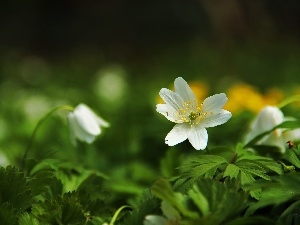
1, 0, 300, 200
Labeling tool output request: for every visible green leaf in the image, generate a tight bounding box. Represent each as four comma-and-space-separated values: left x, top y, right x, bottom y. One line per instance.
282, 149, 300, 168
223, 164, 240, 179
192, 179, 249, 225
29, 171, 63, 201
174, 155, 228, 191
240, 170, 256, 185
122, 190, 160, 225
277, 200, 300, 225
246, 186, 297, 215
188, 185, 210, 216
0, 166, 32, 213
0, 202, 18, 225
32, 191, 86, 225
278, 94, 300, 108
18, 212, 41, 225
257, 160, 283, 174
236, 160, 271, 181
207, 146, 237, 163
151, 178, 198, 219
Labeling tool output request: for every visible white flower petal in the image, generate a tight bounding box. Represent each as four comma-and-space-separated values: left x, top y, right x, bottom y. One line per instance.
245, 106, 284, 143
77, 103, 110, 127
188, 126, 208, 150
202, 93, 228, 114
74, 104, 101, 136
200, 110, 232, 128
174, 77, 196, 102
156, 104, 182, 123
159, 88, 184, 111
68, 103, 109, 145
68, 113, 96, 144
261, 131, 286, 153
253, 106, 284, 131
165, 123, 189, 146
283, 128, 300, 142
144, 215, 167, 225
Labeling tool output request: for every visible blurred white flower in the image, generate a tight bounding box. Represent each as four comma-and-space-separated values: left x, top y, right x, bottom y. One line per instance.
94, 65, 128, 109
0, 151, 10, 167
156, 77, 232, 150
245, 106, 300, 153
144, 201, 181, 225
144, 215, 167, 225
68, 104, 109, 145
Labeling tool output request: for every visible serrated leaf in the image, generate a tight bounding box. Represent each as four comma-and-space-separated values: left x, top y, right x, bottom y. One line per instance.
249, 188, 261, 200
192, 179, 249, 224
180, 155, 228, 170
0, 202, 18, 225
175, 155, 228, 191
207, 146, 236, 163
257, 160, 283, 174
223, 164, 240, 179
32, 191, 86, 225
240, 171, 256, 185
236, 160, 271, 181
246, 185, 298, 216
282, 149, 300, 168
18, 212, 41, 225
204, 165, 220, 179
123, 190, 160, 225
29, 171, 63, 201
151, 178, 198, 219
0, 166, 32, 213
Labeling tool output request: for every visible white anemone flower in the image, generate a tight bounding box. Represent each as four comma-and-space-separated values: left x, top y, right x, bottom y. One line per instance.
245, 105, 300, 153
68, 103, 109, 145
144, 201, 181, 225
156, 77, 232, 150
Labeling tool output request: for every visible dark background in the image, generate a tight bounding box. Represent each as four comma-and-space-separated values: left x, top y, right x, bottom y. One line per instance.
1, 0, 300, 87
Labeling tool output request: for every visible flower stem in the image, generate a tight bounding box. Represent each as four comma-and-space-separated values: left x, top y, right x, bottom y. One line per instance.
109, 205, 132, 225
22, 105, 74, 170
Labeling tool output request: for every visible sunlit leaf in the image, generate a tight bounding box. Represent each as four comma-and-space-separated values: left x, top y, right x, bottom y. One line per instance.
223, 164, 240, 179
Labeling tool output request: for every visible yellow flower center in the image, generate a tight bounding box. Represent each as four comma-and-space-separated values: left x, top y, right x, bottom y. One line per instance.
175, 100, 209, 126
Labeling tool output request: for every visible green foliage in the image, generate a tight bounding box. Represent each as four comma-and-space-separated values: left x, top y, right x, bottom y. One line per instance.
122, 190, 160, 225
173, 154, 228, 191
32, 191, 86, 225
3, 69, 300, 225
19, 212, 41, 225
0, 166, 32, 224
246, 173, 300, 217
150, 178, 249, 225
173, 144, 283, 200
282, 148, 300, 169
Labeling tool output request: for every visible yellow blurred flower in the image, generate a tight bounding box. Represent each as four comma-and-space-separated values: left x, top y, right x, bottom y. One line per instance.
224, 83, 284, 114
264, 88, 284, 106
